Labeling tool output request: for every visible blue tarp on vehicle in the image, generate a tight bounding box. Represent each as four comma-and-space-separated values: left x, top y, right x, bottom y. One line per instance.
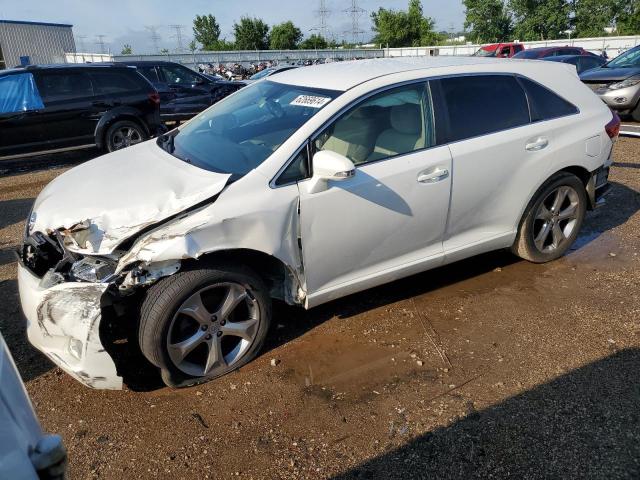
0, 73, 45, 114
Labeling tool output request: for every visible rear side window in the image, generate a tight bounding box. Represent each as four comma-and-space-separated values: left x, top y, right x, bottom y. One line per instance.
518, 77, 578, 122
90, 70, 145, 94
0, 73, 44, 113
35, 72, 93, 103
434, 75, 530, 143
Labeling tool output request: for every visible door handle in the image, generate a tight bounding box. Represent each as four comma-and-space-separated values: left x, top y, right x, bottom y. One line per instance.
525, 137, 549, 151
417, 167, 449, 184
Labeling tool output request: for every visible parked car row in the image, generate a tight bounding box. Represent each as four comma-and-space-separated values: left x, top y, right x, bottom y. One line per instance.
0, 61, 246, 160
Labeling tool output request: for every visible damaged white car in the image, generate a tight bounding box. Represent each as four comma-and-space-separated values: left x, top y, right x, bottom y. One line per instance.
18, 57, 618, 389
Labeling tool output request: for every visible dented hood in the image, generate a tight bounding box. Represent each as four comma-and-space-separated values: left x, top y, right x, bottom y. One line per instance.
32, 140, 231, 255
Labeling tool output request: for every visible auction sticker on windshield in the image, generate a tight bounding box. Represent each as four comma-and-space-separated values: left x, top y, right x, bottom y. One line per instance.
290, 95, 331, 108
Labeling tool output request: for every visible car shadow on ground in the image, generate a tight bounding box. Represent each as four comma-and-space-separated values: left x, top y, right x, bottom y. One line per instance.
331, 348, 640, 479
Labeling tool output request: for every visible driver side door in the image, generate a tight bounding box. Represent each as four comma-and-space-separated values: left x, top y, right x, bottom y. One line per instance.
296, 82, 452, 306
158, 64, 213, 116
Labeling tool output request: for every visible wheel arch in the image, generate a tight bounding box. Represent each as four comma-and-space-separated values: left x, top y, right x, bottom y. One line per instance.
180, 248, 303, 306
515, 165, 592, 233
95, 108, 149, 150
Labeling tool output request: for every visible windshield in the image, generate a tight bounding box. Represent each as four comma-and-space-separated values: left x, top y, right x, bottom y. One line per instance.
606, 47, 640, 68
249, 69, 273, 80
473, 48, 496, 57
159, 80, 340, 175
513, 50, 540, 59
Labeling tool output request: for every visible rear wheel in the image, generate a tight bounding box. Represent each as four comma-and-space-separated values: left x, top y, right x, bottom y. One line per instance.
138, 265, 271, 388
105, 120, 146, 152
512, 172, 587, 263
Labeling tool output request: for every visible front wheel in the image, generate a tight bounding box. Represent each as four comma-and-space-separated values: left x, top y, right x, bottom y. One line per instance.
138, 265, 271, 388
512, 172, 587, 263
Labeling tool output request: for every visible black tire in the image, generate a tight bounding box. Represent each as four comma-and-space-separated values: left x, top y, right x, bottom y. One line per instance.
511, 172, 587, 263
138, 264, 271, 388
105, 120, 147, 152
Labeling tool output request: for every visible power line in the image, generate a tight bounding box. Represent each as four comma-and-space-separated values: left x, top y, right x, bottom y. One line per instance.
145, 25, 161, 54
95, 35, 107, 54
169, 24, 186, 53
316, 0, 331, 40
343, 0, 366, 45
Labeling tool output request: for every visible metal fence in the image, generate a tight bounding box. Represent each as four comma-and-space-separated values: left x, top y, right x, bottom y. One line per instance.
107, 48, 384, 68
386, 35, 640, 59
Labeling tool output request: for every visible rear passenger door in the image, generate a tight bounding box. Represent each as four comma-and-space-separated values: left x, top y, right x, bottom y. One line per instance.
431, 75, 563, 258
33, 70, 97, 148
298, 82, 452, 298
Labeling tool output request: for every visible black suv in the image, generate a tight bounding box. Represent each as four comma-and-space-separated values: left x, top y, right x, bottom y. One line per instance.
0, 64, 162, 159
119, 61, 244, 121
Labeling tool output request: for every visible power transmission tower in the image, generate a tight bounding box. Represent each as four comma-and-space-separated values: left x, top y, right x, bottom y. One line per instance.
343, 0, 365, 45
76, 34, 87, 53
145, 25, 161, 54
95, 35, 107, 54
316, 0, 331, 40
169, 24, 186, 53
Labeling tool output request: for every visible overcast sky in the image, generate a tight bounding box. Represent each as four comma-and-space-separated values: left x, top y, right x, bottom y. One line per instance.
0, 0, 465, 54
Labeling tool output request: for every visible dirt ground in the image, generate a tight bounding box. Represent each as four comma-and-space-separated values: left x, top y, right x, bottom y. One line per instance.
1, 137, 639, 479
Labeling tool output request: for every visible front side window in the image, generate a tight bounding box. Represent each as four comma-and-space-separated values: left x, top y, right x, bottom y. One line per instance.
35, 72, 93, 103
161, 65, 202, 85
434, 75, 530, 143
0, 73, 44, 113
161, 80, 339, 176
314, 83, 433, 166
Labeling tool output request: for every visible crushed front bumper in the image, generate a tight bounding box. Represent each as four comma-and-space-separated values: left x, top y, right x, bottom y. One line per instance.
17, 261, 123, 390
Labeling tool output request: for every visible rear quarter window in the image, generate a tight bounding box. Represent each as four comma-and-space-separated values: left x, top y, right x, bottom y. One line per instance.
90, 70, 148, 94
433, 75, 530, 143
518, 77, 578, 122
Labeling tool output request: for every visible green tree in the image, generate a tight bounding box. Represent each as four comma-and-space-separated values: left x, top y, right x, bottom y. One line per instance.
463, 0, 512, 42
160, 48, 170, 55
299, 34, 328, 49
509, 0, 571, 40
617, 0, 640, 35
188, 39, 198, 53
120, 44, 132, 55
270, 21, 303, 49
233, 16, 270, 50
371, 0, 439, 47
572, 0, 622, 37
193, 14, 221, 50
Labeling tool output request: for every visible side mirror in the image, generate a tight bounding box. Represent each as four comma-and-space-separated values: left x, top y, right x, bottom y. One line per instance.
307, 150, 355, 194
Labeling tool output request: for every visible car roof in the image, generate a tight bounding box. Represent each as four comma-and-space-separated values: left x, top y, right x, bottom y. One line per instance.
527, 46, 582, 52
117, 60, 186, 67
270, 56, 519, 92
0, 63, 134, 75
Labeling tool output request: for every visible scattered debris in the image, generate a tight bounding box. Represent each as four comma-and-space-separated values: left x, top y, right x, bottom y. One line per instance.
270, 358, 280, 367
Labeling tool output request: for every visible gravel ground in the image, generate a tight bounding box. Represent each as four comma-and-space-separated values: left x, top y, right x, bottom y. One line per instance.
1, 137, 639, 479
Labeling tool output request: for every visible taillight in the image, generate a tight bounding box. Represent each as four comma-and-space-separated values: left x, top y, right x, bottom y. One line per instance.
605, 110, 621, 139
148, 92, 160, 105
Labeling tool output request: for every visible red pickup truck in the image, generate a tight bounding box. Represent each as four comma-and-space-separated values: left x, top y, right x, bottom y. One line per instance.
472, 43, 524, 58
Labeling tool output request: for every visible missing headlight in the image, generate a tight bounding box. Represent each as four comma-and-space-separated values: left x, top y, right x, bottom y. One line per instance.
70, 257, 117, 283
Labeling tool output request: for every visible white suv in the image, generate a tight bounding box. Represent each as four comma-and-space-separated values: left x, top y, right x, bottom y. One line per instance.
18, 57, 618, 389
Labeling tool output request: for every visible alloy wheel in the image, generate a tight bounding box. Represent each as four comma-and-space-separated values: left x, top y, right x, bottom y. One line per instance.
166, 283, 260, 378
111, 126, 143, 150
532, 185, 580, 253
